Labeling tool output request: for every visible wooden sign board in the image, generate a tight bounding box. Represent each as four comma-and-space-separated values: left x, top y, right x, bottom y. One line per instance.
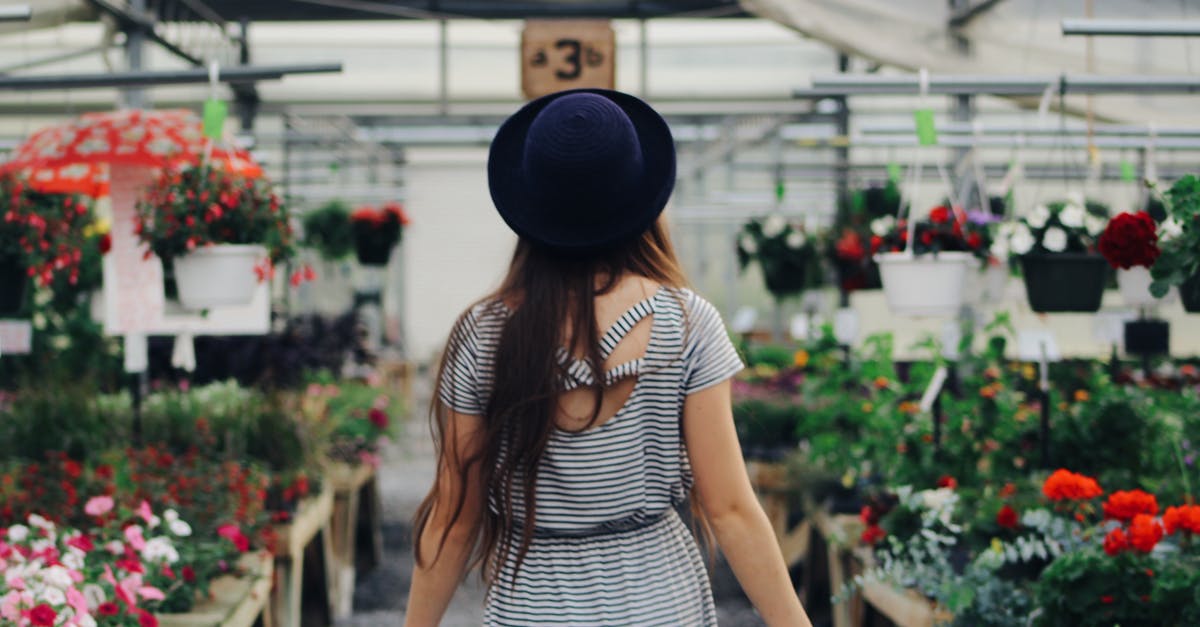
521, 20, 616, 100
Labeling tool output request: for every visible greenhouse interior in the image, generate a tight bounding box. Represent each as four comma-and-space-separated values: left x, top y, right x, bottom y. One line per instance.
3, 0, 1200, 626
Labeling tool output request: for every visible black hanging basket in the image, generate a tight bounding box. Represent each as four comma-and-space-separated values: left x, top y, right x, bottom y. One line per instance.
351, 219, 401, 267
1020, 253, 1110, 313
353, 241, 393, 267
0, 256, 27, 316
1180, 273, 1200, 314
761, 260, 810, 300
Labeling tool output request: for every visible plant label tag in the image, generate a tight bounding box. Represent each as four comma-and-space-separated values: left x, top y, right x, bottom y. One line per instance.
941, 321, 963, 360
919, 365, 949, 414
730, 306, 757, 334
203, 99, 228, 140
790, 314, 809, 341
887, 162, 903, 182
914, 109, 938, 146
0, 320, 32, 356
1120, 160, 1137, 183
1016, 329, 1061, 363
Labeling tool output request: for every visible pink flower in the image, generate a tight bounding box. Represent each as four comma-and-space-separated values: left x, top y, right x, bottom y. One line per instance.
66, 588, 89, 621
138, 586, 165, 601
124, 525, 146, 552
136, 501, 155, 525
84, 496, 114, 517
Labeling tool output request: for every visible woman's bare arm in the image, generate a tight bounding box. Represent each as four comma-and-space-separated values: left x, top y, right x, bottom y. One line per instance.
403, 408, 486, 627
684, 379, 813, 627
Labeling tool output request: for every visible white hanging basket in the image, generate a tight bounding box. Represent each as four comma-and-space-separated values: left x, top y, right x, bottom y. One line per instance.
173, 244, 266, 309
1117, 266, 1175, 308
876, 251, 977, 317
965, 262, 1010, 306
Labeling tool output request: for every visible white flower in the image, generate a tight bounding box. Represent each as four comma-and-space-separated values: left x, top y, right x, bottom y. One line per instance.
918, 487, 957, 512
142, 537, 179, 564
39, 587, 65, 607
1085, 214, 1108, 237
989, 237, 1009, 260
738, 233, 758, 255
105, 541, 124, 555
1026, 204, 1051, 229
79, 616, 97, 627
82, 584, 106, 609
870, 216, 896, 236
1043, 226, 1069, 252
60, 552, 84, 572
761, 214, 787, 238
1161, 217, 1183, 240
1059, 203, 1085, 228
164, 509, 179, 524
6, 525, 29, 543
169, 519, 192, 537
1066, 191, 1086, 207
786, 230, 807, 249
1009, 223, 1036, 255
41, 565, 73, 590
26, 514, 52, 532
147, 515, 161, 530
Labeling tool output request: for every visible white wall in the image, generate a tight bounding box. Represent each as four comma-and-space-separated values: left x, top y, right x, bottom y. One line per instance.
400, 147, 516, 360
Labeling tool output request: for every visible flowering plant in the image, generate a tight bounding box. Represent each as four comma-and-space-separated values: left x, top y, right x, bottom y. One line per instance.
350, 202, 409, 265
301, 376, 398, 467
1150, 175, 1200, 297
992, 194, 1109, 259
736, 214, 824, 299
0, 172, 94, 289
868, 205, 991, 262
134, 163, 294, 264
1098, 211, 1160, 269
301, 200, 354, 261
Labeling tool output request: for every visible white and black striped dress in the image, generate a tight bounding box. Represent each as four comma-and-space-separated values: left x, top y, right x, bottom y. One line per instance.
439, 286, 744, 626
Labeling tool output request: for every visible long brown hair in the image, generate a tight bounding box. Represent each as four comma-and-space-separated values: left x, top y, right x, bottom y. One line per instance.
413, 217, 704, 582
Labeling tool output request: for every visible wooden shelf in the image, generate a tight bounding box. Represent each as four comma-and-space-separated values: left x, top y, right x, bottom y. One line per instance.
156, 552, 273, 627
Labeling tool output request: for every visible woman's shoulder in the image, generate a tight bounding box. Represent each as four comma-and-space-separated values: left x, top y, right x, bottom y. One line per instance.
661, 286, 718, 320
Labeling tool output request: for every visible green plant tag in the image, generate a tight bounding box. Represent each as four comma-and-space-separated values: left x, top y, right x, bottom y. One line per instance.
775, 180, 786, 202
1120, 160, 1137, 182
887, 162, 903, 182
202, 99, 227, 140
914, 109, 938, 146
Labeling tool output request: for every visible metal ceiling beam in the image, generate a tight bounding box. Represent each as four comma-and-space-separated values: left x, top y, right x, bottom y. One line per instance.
216, 0, 746, 20
857, 121, 1200, 138
1062, 19, 1200, 37
0, 63, 341, 91
948, 0, 1005, 28
0, 6, 31, 22
805, 74, 1200, 96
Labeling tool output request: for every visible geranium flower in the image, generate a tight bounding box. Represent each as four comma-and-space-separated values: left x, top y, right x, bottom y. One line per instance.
1042, 469, 1103, 501
996, 505, 1019, 530
1103, 489, 1159, 522
217, 524, 250, 552
1128, 514, 1164, 553
368, 408, 389, 430
1104, 527, 1129, 555
84, 496, 113, 517
26, 603, 56, 626
97, 602, 119, 616
860, 525, 886, 545
1098, 211, 1160, 269
1163, 505, 1200, 535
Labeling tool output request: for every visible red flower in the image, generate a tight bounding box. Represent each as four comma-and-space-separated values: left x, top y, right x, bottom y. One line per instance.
98, 602, 120, 616
1100, 595, 1115, 605
966, 232, 983, 249
929, 206, 951, 224
368, 408, 389, 429
1098, 211, 1159, 269
138, 609, 159, 627
182, 565, 196, 583
868, 234, 883, 255
999, 482, 1018, 498
66, 534, 94, 553
1163, 505, 1200, 535
1042, 469, 1103, 501
996, 505, 1019, 529
28, 604, 56, 626
860, 505, 880, 526
95, 464, 114, 480
860, 524, 886, 545
936, 475, 958, 489
1103, 490, 1159, 522
836, 229, 867, 261
1128, 514, 1164, 553
1104, 527, 1129, 556
920, 230, 935, 246
98, 232, 112, 255
217, 523, 251, 552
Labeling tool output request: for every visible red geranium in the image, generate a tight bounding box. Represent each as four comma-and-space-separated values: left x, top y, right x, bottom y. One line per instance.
860, 524, 886, 545
996, 504, 1020, 529
28, 605, 56, 627
936, 475, 958, 489
929, 205, 952, 224
368, 407, 389, 430
1104, 527, 1129, 556
835, 229, 866, 262
1098, 211, 1159, 269
1042, 469, 1103, 501
97, 602, 120, 616
1163, 505, 1200, 535
1128, 514, 1164, 553
1103, 489, 1159, 522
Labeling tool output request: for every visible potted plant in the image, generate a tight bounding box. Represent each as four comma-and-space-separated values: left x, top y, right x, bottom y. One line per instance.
997, 194, 1110, 312
302, 200, 355, 262
1099, 211, 1165, 308
350, 202, 409, 266
0, 173, 91, 316
1150, 175, 1200, 312
135, 163, 295, 309
736, 214, 823, 300
827, 182, 900, 294
871, 205, 988, 317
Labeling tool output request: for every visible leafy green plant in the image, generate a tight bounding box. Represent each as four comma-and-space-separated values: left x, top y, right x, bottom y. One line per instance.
1151, 175, 1200, 297
736, 214, 825, 299
302, 200, 355, 261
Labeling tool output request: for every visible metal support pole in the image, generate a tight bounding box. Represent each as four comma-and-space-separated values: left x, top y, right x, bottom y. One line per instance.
123, 0, 148, 109
640, 19, 650, 98
438, 20, 449, 115
235, 18, 261, 136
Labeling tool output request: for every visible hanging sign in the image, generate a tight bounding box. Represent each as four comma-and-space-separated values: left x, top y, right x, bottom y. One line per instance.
202, 99, 228, 141
886, 162, 903, 182
521, 20, 616, 100
913, 109, 938, 146
1120, 160, 1137, 183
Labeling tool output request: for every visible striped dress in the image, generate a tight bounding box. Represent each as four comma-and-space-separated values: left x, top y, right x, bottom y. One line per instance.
439, 286, 745, 626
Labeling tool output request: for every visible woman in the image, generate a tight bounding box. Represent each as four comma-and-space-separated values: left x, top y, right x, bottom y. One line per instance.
404, 89, 812, 626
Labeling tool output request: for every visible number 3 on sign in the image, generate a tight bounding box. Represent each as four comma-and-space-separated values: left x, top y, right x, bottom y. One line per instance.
522, 20, 616, 100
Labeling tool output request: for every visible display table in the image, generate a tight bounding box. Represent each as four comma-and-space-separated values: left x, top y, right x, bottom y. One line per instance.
157, 552, 273, 627
326, 462, 384, 619
268, 487, 335, 627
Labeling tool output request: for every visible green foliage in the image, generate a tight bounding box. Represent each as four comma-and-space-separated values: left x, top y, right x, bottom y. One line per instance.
736, 215, 825, 299
302, 200, 355, 261
1036, 550, 1200, 627
1151, 175, 1200, 297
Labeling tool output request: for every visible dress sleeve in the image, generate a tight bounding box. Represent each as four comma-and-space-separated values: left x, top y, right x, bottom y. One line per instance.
683, 293, 745, 395
436, 308, 484, 415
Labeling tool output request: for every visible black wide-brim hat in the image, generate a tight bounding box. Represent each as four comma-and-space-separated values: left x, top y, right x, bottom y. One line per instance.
488, 88, 676, 254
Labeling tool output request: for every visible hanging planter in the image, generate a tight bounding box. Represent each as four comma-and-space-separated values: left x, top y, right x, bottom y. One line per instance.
173, 244, 267, 309
966, 262, 1010, 306
351, 203, 408, 267
737, 215, 822, 301
876, 251, 975, 317
0, 256, 27, 316
1019, 253, 1110, 313
1180, 272, 1200, 313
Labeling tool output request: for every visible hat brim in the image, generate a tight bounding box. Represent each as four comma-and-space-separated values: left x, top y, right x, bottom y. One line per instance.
488, 88, 676, 254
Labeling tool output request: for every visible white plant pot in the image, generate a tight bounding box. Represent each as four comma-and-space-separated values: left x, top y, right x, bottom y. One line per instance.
876, 251, 976, 317
1117, 266, 1175, 307
966, 263, 1010, 306
173, 244, 266, 309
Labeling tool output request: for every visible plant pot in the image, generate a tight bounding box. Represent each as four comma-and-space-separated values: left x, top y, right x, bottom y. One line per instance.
1125, 319, 1169, 356
966, 262, 1010, 306
1181, 273, 1200, 313
172, 244, 266, 309
1117, 267, 1173, 308
875, 251, 976, 317
0, 256, 27, 316
1019, 253, 1109, 313
354, 242, 393, 267
762, 262, 808, 299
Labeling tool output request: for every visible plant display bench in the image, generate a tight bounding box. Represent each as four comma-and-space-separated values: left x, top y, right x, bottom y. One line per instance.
745, 461, 811, 569
157, 552, 274, 627
268, 488, 336, 627
326, 462, 384, 619
809, 506, 866, 627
